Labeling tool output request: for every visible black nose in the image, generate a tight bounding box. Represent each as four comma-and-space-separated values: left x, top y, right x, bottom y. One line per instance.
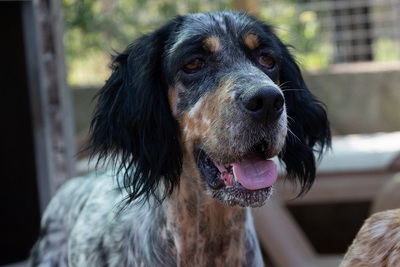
239, 87, 285, 123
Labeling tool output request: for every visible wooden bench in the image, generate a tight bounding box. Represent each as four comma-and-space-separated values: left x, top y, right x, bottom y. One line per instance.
254, 131, 400, 267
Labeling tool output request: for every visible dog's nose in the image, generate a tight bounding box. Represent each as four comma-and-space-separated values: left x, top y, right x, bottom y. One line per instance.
240, 87, 284, 123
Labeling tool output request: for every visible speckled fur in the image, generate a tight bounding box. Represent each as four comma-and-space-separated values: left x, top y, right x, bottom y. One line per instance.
340, 209, 400, 267
31, 170, 264, 266
31, 11, 330, 267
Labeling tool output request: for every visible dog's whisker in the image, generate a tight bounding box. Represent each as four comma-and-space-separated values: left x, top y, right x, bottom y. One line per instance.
278, 80, 291, 88
281, 88, 308, 92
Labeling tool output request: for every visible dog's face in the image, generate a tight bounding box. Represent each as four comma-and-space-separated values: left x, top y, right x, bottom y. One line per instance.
165, 13, 287, 206
88, 12, 331, 207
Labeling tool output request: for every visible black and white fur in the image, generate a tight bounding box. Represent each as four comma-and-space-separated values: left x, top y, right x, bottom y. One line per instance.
31, 11, 330, 267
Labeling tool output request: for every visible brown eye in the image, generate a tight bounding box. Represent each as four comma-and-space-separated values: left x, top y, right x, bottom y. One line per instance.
184, 59, 204, 73
259, 54, 275, 69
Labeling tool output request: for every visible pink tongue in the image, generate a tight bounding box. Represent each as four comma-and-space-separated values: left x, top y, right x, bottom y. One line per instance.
232, 158, 278, 190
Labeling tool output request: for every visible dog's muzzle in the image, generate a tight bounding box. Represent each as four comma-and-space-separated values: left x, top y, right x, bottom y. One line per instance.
195, 81, 286, 207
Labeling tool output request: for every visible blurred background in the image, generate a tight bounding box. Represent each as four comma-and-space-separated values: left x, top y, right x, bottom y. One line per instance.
1, 0, 399, 266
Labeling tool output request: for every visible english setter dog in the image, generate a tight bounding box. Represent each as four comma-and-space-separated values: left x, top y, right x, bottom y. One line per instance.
31, 11, 331, 266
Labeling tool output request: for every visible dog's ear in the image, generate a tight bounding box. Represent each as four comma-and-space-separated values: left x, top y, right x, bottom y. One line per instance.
278, 46, 331, 195
86, 17, 184, 203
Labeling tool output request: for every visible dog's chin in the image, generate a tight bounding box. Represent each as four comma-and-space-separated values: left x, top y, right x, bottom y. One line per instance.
195, 142, 279, 208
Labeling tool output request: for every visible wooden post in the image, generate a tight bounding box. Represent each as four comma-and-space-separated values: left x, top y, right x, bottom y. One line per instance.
232, 0, 259, 15
22, 0, 76, 214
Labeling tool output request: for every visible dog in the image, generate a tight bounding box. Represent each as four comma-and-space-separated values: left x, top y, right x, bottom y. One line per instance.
340, 208, 400, 267
30, 11, 330, 266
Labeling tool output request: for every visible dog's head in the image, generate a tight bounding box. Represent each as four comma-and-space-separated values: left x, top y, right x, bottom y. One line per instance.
88, 12, 331, 207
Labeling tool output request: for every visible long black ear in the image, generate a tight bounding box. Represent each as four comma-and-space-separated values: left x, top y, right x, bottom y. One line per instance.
278, 46, 331, 195
86, 17, 184, 203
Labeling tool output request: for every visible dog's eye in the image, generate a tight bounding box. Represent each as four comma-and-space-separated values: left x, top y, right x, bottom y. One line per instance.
183, 59, 204, 73
258, 54, 276, 69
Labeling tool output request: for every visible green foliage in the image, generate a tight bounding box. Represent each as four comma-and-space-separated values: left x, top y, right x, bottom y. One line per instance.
63, 0, 400, 86
259, 3, 329, 69
63, 0, 231, 85
63, 0, 328, 85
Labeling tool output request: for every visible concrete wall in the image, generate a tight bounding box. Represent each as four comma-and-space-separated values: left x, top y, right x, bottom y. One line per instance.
304, 62, 400, 135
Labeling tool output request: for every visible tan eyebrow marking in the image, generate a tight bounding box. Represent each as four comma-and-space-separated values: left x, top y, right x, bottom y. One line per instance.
244, 33, 260, 50
202, 36, 221, 53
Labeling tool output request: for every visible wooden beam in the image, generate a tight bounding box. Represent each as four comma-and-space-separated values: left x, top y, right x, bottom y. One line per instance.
253, 195, 317, 267
232, 0, 259, 14
22, 0, 76, 213
278, 173, 394, 205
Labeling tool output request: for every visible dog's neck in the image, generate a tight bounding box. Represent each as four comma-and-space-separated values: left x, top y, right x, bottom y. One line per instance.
162, 162, 255, 266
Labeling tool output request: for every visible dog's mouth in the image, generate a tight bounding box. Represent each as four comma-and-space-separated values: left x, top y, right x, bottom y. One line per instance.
196, 141, 278, 207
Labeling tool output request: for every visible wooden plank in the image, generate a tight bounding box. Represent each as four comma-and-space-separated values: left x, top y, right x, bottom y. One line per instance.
253, 195, 316, 267
278, 173, 394, 205
232, 0, 259, 14
22, 0, 75, 213
317, 132, 400, 174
